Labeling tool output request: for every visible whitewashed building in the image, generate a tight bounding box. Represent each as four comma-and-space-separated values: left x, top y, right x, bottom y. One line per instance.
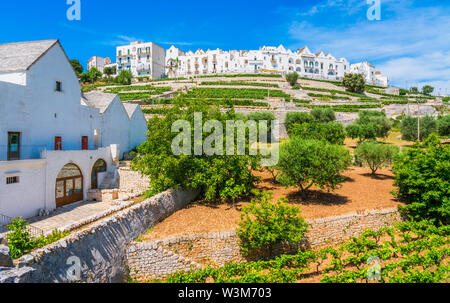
116, 41, 165, 79
87, 56, 111, 73
0, 39, 148, 219
166, 45, 351, 80
350, 62, 388, 87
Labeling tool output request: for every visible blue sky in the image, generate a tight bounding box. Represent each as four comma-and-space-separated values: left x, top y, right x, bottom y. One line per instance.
0, 0, 449, 93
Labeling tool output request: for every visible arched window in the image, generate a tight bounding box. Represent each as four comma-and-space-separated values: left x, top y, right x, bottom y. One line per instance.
56, 164, 83, 207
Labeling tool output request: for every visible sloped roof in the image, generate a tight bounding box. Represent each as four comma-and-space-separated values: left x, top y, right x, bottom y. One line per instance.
82, 91, 117, 114
0, 39, 58, 73
123, 103, 139, 119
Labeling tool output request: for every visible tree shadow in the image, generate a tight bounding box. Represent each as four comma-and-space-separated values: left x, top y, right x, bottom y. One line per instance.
361, 172, 395, 181
286, 189, 349, 206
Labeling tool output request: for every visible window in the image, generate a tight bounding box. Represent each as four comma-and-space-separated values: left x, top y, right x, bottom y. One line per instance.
56, 81, 62, 92
7, 132, 20, 161
6, 176, 19, 184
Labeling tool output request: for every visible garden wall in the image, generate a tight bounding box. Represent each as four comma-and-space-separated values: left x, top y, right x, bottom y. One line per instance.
126, 208, 402, 281
0, 188, 199, 283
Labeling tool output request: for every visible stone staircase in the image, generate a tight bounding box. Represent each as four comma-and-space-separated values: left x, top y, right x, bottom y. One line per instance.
99, 172, 115, 189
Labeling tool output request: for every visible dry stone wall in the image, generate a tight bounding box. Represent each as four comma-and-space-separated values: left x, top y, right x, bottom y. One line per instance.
126, 208, 402, 281
0, 188, 199, 283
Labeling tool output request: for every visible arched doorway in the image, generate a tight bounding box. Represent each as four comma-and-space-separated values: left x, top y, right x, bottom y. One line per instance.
91, 159, 107, 189
55, 163, 83, 207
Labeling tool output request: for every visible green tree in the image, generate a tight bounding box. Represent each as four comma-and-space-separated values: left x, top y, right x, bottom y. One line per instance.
437, 115, 450, 137
357, 111, 392, 138
115, 69, 133, 85
103, 66, 117, 77
354, 141, 399, 175
290, 122, 346, 145
81, 67, 102, 84
410, 87, 419, 93
400, 115, 437, 141
132, 102, 259, 202
422, 85, 434, 95
70, 59, 83, 76
277, 138, 352, 199
285, 112, 313, 134
392, 134, 450, 225
343, 73, 366, 94
237, 192, 309, 257
310, 108, 336, 123
346, 122, 379, 142
285, 72, 299, 87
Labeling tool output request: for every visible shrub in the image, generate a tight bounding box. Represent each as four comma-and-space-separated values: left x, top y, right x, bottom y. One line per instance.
392, 135, 450, 225
132, 102, 260, 202
285, 72, 299, 87
343, 73, 366, 94
357, 111, 392, 138
422, 85, 434, 95
310, 108, 336, 123
277, 138, 352, 199
284, 112, 313, 134
346, 123, 379, 142
354, 141, 399, 175
115, 70, 133, 85
400, 115, 438, 141
290, 122, 346, 145
437, 115, 450, 137
6, 218, 36, 259
237, 192, 308, 257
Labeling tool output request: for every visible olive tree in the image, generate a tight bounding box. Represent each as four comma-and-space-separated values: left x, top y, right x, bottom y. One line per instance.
354, 141, 399, 175
285, 72, 299, 87
343, 73, 365, 94
277, 138, 352, 199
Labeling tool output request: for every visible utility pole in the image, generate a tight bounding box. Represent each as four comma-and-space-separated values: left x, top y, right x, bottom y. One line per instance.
417, 100, 420, 141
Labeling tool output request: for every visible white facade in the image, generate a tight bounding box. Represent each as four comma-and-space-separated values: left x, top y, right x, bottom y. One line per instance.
350, 62, 388, 87
166, 45, 351, 80
116, 41, 165, 79
0, 40, 148, 219
87, 56, 111, 73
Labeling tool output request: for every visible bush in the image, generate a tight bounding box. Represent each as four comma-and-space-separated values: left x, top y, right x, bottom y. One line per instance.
357, 111, 392, 138
346, 123, 379, 142
285, 112, 313, 134
115, 70, 133, 85
277, 138, 352, 199
285, 72, 299, 87
400, 115, 438, 141
310, 108, 336, 123
237, 192, 308, 257
354, 141, 399, 175
343, 73, 366, 94
6, 218, 70, 259
392, 135, 450, 225
437, 115, 450, 137
290, 122, 346, 145
132, 102, 260, 202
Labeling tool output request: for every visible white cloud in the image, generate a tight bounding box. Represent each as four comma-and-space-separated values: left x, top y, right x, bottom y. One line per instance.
283, 2, 450, 91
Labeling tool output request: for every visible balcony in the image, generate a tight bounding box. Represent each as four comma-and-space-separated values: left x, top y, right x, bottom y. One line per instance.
0, 145, 47, 162
249, 60, 264, 65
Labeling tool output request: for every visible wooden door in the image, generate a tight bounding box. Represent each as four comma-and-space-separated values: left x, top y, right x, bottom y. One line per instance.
55, 136, 62, 150
82, 136, 88, 150
7, 132, 20, 161
55, 164, 83, 207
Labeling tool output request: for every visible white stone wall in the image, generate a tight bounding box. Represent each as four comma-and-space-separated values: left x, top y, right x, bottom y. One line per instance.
0, 188, 199, 283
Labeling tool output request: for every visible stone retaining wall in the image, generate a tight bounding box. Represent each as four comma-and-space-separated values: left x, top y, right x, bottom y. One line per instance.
126, 208, 402, 281
0, 188, 199, 283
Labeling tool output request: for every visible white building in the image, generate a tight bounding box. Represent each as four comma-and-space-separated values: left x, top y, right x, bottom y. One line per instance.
165, 45, 351, 80
0, 39, 148, 219
87, 56, 111, 73
116, 41, 165, 79
350, 62, 388, 87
